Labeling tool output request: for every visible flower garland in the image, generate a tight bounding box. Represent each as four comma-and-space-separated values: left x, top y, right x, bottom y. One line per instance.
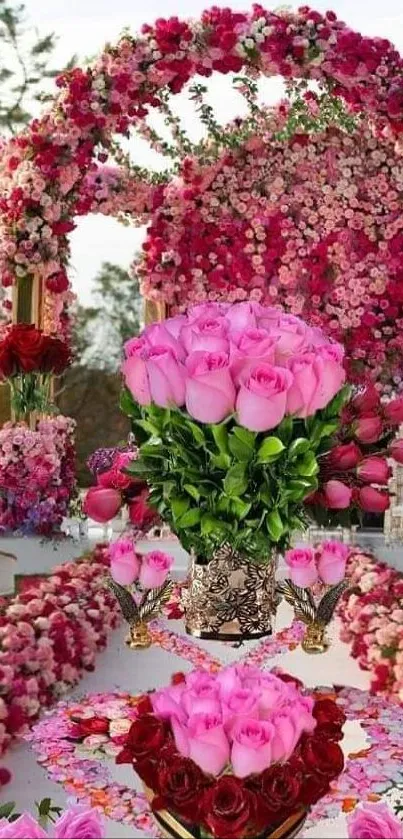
0, 416, 77, 536
337, 549, 403, 702
0, 6, 401, 338
0, 544, 121, 756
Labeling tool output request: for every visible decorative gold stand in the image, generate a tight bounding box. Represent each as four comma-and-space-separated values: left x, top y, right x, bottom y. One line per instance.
125, 621, 153, 650
301, 621, 329, 654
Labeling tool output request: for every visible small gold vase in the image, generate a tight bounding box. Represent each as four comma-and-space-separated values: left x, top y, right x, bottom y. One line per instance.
301, 621, 329, 654
125, 621, 152, 650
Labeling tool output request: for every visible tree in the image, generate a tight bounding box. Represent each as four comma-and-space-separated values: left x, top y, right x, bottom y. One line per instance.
73, 261, 143, 372
0, 0, 75, 134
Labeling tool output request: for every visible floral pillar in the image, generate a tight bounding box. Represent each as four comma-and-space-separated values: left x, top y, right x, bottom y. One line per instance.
8, 274, 44, 426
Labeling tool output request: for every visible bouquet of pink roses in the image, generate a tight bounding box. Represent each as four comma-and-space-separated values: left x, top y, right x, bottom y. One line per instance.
121, 302, 348, 562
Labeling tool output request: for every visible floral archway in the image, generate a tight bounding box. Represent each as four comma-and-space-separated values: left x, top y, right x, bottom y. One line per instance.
0, 5, 402, 384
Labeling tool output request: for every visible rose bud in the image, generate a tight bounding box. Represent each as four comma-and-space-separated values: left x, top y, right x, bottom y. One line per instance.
83, 486, 122, 523
351, 384, 381, 415
323, 480, 352, 509
358, 486, 390, 513
384, 397, 403, 425
389, 439, 403, 464
354, 416, 383, 444
357, 456, 391, 485
328, 442, 362, 470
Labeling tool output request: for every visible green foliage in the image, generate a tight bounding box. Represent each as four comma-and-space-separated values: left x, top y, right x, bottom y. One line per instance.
123, 386, 350, 564
0, 0, 76, 134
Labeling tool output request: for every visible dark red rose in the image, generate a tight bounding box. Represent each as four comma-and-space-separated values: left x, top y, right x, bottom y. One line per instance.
275, 671, 303, 691
40, 335, 71, 374
299, 773, 330, 806
125, 714, 167, 760
300, 736, 344, 779
259, 764, 301, 814
8, 324, 44, 372
154, 756, 208, 821
136, 695, 154, 716
313, 699, 346, 728
171, 672, 186, 686
0, 337, 14, 378
70, 716, 110, 737
203, 776, 256, 839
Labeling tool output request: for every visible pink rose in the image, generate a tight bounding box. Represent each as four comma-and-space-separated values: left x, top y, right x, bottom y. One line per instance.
230, 328, 277, 383
357, 456, 391, 485
231, 718, 275, 778
286, 353, 323, 417
144, 321, 185, 361
163, 314, 187, 339
354, 416, 383, 444
139, 550, 173, 589
185, 351, 236, 423
236, 363, 292, 432
292, 695, 316, 735
181, 316, 229, 354
187, 712, 230, 776
0, 815, 47, 839
270, 710, 300, 762
257, 674, 291, 715
310, 344, 346, 410
384, 397, 403, 425
83, 486, 122, 523
284, 547, 318, 587
109, 537, 140, 586
323, 480, 353, 509
272, 315, 308, 362
358, 486, 390, 513
121, 344, 151, 407
317, 541, 349, 585
181, 673, 221, 717
347, 802, 403, 839
124, 336, 146, 359
144, 346, 185, 408
257, 306, 280, 331
54, 806, 105, 838
225, 302, 258, 331
188, 302, 228, 321
151, 689, 187, 724
222, 688, 260, 733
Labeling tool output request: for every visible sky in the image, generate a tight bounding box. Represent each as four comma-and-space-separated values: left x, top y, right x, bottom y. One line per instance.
21, 0, 403, 306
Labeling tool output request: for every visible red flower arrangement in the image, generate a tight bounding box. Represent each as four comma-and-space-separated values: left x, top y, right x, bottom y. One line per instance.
84, 445, 158, 528
0, 324, 71, 418
115, 668, 345, 838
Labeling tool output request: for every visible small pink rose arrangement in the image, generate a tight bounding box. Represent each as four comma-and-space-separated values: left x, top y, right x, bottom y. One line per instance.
347, 802, 403, 839
109, 536, 173, 590
0, 803, 104, 839
285, 541, 349, 588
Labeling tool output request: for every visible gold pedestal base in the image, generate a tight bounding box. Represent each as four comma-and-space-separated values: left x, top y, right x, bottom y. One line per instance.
125, 622, 152, 649
301, 621, 329, 654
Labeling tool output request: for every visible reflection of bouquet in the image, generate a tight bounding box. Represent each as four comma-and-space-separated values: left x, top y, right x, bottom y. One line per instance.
0, 324, 70, 417
84, 445, 157, 529
121, 302, 348, 563
118, 665, 345, 839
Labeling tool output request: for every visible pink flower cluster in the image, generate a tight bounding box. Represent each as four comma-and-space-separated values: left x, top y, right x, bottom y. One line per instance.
122, 302, 345, 430
285, 541, 348, 588
347, 802, 403, 839
138, 121, 403, 391
151, 665, 316, 778
0, 417, 77, 536
109, 535, 173, 589
0, 806, 105, 839
0, 5, 400, 337
337, 550, 403, 702
0, 545, 120, 756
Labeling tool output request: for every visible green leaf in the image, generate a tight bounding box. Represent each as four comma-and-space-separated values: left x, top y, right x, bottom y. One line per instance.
186, 421, 205, 446
184, 484, 200, 502
257, 437, 285, 463
163, 481, 175, 500
224, 463, 248, 497
171, 496, 189, 521
210, 452, 232, 470
288, 438, 311, 459
228, 432, 253, 461
38, 799, 52, 817
230, 497, 252, 520
120, 388, 137, 417
134, 419, 159, 437
293, 451, 319, 477
211, 423, 229, 454
323, 385, 351, 419
266, 509, 284, 542
0, 803, 15, 820
140, 442, 164, 459
178, 508, 202, 528
232, 427, 256, 448
276, 415, 294, 445
201, 514, 226, 535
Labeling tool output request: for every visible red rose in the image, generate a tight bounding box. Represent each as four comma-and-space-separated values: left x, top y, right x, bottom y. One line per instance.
41, 336, 71, 374
299, 773, 330, 806
136, 695, 154, 716
125, 714, 167, 760
203, 777, 256, 839
70, 716, 110, 737
171, 672, 186, 686
8, 324, 45, 372
154, 756, 208, 821
313, 699, 346, 741
300, 736, 344, 779
258, 764, 301, 814
0, 337, 14, 378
